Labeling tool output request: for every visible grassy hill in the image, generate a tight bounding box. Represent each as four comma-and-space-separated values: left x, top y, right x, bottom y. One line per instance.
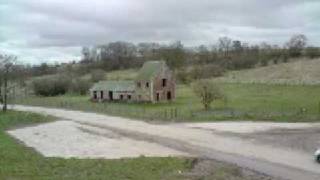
14, 58, 320, 122
215, 58, 320, 85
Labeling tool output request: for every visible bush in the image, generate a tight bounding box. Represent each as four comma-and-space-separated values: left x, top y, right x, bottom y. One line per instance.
189, 64, 225, 80
192, 80, 225, 110
32, 75, 70, 96
69, 78, 92, 95
177, 64, 225, 84
176, 68, 193, 84
91, 69, 106, 82
230, 55, 258, 69
305, 47, 320, 59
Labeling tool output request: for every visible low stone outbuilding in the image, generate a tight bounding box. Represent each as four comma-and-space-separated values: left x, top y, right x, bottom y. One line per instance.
90, 81, 135, 101
90, 61, 175, 103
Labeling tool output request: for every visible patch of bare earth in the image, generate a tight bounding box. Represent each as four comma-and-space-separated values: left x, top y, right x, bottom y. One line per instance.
239, 128, 320, 154
183, 122, 320, 155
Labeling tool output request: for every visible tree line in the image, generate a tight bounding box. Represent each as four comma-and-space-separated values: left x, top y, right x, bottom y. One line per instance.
79, 34, 317, 70
10, 34, 318, 81
1, 34, 320, 110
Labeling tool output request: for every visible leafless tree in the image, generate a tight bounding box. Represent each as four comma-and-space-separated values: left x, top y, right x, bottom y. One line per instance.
159, 41, 186, 69
197, 45, 211, 63
285, 34, 307, 57
0, 54, 17, 112
81, 46, 91, 63
218, 36, 232, 58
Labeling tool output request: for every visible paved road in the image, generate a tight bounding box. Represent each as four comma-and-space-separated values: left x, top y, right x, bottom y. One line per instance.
10, 105, 320, 180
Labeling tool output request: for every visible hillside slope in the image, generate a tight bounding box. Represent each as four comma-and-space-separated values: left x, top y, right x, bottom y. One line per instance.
216, 58, 320, 85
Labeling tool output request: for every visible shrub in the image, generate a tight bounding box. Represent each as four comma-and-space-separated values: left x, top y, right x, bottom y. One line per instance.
176, 68, 192, 84
305, 47, 320, 59
177, 64, 225, 84
91, 69, 105, 83
191, 64, 224, 79
32, 75, 70, 96
192, 80, 224, 110
69, 78, 92, 95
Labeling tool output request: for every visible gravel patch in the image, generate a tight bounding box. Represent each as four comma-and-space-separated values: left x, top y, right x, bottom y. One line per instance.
182, 159, 284, 180
7, 120, 188, 159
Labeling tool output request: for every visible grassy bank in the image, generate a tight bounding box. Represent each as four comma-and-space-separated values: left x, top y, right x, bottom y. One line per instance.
15, 83, 320, 122
0, 111, 192, 179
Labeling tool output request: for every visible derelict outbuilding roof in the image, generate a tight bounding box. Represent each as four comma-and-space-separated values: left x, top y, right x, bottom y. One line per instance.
90, 80, 135, 92
136, 61, 166, 81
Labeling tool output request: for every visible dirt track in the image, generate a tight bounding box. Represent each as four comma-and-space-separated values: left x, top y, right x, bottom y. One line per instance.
8, 105, 320, 180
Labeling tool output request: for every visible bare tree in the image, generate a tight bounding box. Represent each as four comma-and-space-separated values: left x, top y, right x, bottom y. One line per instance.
137, 42, 160, 60
192, 80, 224, 110
0, 54, 17, 112
218, 36, 232, 58
232, 40, 243, 54
159, 41, 186, 69
285, 34, 307, 57
197, 45, 211, 64
81, 46, 91, 63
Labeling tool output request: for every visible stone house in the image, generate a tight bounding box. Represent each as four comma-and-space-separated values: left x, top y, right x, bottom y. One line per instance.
90, 61, 175, 103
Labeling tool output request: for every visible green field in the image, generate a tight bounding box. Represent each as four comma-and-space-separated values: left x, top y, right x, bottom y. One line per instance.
0, 111, 192, 180
15, 82, 320, 122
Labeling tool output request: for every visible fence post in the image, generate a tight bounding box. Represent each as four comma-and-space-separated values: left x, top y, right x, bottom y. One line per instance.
190, 110, 194, 118
164, 109, 167, 120
318, 102, 320, 117
174, 108, 177, 119
170, 108, 173, 120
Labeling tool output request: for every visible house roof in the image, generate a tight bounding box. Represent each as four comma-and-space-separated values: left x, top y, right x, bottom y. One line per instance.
136, 61, 166, 80
90, 80, 135, 92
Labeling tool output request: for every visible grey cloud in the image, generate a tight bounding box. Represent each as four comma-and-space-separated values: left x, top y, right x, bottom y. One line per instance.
1, 0, 320, 63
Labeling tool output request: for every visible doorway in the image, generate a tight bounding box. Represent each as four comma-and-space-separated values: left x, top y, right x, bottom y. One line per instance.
108, 91, 113, 100
156, 93, 160, 101
93, 91, 97, 99
167, 91, 171, 100
100, 91, 104, 99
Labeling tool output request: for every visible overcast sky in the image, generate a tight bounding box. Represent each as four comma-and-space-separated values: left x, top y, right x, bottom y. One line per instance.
1, 0, 319, 64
